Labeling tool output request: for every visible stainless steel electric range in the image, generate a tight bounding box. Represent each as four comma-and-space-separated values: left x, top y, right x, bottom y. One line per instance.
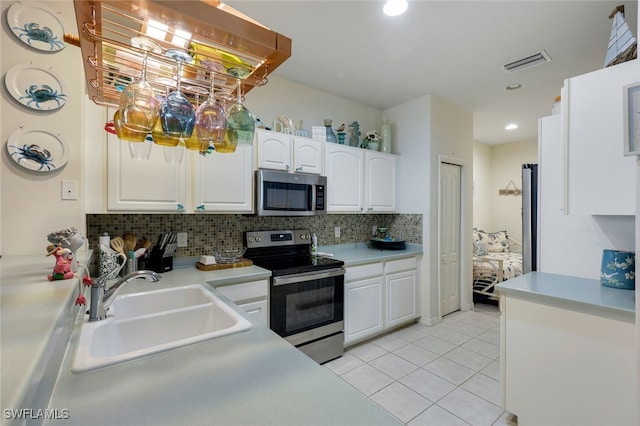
244, 229, 345, 364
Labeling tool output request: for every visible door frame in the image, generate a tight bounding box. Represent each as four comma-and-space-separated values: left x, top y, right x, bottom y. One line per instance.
437, 155, 472, 319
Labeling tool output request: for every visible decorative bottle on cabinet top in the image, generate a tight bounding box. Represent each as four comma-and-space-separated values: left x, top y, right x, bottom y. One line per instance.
324, 119, 337, 143
380, 119, 391, 153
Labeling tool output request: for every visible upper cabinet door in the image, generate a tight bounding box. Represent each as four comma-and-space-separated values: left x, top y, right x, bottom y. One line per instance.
325, 144, 365, 212
293, 136, 323, 174
193, 144, 254, 212
257, 130, 291, 171
564, 60, 639, 215
365, 151, 397, 212
107, 133, 187, 212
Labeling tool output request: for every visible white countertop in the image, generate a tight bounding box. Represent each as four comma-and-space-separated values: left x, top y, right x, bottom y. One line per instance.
319, 242, 423, 266
2, 249, 405, 426
496, 271, 635, 323
0, 251, 92, 414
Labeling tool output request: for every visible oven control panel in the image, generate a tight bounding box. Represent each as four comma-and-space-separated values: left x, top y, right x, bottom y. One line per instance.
245, 229, 311, 248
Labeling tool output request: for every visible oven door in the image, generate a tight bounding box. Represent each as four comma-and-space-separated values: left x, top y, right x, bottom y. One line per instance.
270, 268, 344, 345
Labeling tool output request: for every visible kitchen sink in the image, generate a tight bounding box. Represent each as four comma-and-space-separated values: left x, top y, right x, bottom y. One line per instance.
109, 284, 218, 319
72, 284, 251, 373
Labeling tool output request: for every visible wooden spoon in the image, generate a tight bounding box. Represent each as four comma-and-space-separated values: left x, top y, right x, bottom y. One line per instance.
110, 237, 125, 254
123, 234, 136, 253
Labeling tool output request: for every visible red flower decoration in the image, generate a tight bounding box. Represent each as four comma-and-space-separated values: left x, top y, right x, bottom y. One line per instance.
75, 295, 86, 306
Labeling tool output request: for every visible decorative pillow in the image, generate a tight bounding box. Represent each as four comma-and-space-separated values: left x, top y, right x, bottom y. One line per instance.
473, 240, 488, 256
476, 230, 510, 253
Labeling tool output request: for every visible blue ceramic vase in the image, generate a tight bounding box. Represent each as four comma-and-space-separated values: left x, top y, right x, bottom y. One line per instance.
600, 249, 635, 289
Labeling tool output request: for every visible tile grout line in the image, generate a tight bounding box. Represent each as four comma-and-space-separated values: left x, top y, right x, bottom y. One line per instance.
326, 306, 506, 425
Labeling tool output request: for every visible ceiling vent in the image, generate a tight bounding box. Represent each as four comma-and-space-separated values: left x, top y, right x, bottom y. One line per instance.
503, 50, 552, 73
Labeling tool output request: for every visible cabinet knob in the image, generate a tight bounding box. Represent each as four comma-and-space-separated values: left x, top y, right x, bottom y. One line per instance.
296, 166, 303, 172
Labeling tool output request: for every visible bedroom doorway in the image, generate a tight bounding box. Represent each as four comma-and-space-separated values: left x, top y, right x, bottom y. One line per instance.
440, 162, 462, 316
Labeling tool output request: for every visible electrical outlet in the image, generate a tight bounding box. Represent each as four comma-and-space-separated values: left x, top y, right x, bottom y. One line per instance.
334, 227, 341, 238
372, 225, 377, 236
61, 180, 78, 200
177, 232, 188, 248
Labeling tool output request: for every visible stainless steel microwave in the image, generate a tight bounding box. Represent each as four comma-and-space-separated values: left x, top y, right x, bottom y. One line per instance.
255, 169, 327, 216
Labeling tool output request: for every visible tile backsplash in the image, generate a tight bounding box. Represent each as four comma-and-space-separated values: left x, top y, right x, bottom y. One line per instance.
86, 213, 422, 257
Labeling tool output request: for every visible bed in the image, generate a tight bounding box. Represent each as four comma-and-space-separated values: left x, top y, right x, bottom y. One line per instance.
472, 229, 523, 301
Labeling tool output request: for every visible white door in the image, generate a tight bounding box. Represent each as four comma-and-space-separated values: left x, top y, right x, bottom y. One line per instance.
440, 163, 461, 316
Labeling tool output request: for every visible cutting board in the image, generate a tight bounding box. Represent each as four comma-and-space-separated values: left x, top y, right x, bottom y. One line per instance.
196, 259, 253, 271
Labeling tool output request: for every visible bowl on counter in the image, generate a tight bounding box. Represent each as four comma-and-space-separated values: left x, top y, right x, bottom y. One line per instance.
213, 247, 247, 264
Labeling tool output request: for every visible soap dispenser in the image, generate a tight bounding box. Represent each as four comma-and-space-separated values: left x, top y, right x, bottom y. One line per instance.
311, 233, 318, 256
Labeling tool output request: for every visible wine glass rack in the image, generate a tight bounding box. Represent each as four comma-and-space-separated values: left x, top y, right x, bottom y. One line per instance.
72, 0, 291, 108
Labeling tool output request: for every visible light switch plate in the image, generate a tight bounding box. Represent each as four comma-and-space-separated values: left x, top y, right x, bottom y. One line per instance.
334, 227, 341, 238
61, 180, 78, 200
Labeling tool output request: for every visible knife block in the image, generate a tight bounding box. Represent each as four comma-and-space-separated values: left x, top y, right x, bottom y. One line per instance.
148, 247, 173, 273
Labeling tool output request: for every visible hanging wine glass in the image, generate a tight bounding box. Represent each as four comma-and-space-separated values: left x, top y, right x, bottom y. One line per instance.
159, 49, 196, 140
226, 79, 255, 146
211, 91, 236, 153
194, 61, 227, 153
119, 37, 162, 133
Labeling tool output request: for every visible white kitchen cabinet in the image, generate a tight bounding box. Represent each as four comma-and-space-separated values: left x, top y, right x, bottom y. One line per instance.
344, 256, 419, 346
365, 151, 397, 212
325, 143, 397, 213
292, 136, 323, 174
325, 143, 365, 212
385, 257, 417, 328
563, 59, 639, 215
107, 132, 187, 212
256, 130, 323, 174
105, 105, 254, 213
344, 263, 384, 345
257, 130, 291, 171
216, 279, 269, 326
193, 144, 253, 212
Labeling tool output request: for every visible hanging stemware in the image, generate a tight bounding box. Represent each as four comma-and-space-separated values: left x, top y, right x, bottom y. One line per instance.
225, 80, 255, 147
194, 61, 227, 154
159, 49, 196, 140
119, 37, 162, 133
183, 88, 208, 151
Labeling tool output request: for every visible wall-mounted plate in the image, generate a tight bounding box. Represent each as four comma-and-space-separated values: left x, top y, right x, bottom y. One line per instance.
4, 62, 67, 111
6, 2, 65, 52
6, 126, 69, 172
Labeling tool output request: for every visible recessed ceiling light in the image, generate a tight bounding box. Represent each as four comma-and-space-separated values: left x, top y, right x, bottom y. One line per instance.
383, 0, 408, 16
505, 123, 519, 130
505, 83, 524, 91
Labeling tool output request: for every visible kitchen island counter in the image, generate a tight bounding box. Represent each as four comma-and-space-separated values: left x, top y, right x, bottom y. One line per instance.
496, 272, 636, 426
15, 261, 400, 426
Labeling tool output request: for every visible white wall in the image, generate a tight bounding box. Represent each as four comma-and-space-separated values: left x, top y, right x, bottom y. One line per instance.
244, 75, 383, 143
472, 140, 538, 243
473, 142, 492, 231
386, 94, 474, 324
1, 0, 101, 255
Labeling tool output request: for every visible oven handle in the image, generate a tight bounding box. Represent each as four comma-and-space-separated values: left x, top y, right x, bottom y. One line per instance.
273, 267, 345, 286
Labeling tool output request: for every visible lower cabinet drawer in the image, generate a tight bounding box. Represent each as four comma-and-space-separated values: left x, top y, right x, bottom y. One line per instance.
385, 257, 417, 274
345, 262, 384, 281
217, 279, 268, 303
238, 299, 268, 326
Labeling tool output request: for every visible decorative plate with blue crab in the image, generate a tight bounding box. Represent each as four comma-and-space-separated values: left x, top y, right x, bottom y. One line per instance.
7, 2, 65, 52
6, 126, 69, 173
5, 63, 67, 111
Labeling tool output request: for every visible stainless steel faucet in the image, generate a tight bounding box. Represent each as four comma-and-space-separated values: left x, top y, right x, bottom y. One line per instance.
89, 270, 161, 322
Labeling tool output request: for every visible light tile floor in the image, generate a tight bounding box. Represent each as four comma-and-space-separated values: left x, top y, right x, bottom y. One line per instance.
324, 303, 514, 425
